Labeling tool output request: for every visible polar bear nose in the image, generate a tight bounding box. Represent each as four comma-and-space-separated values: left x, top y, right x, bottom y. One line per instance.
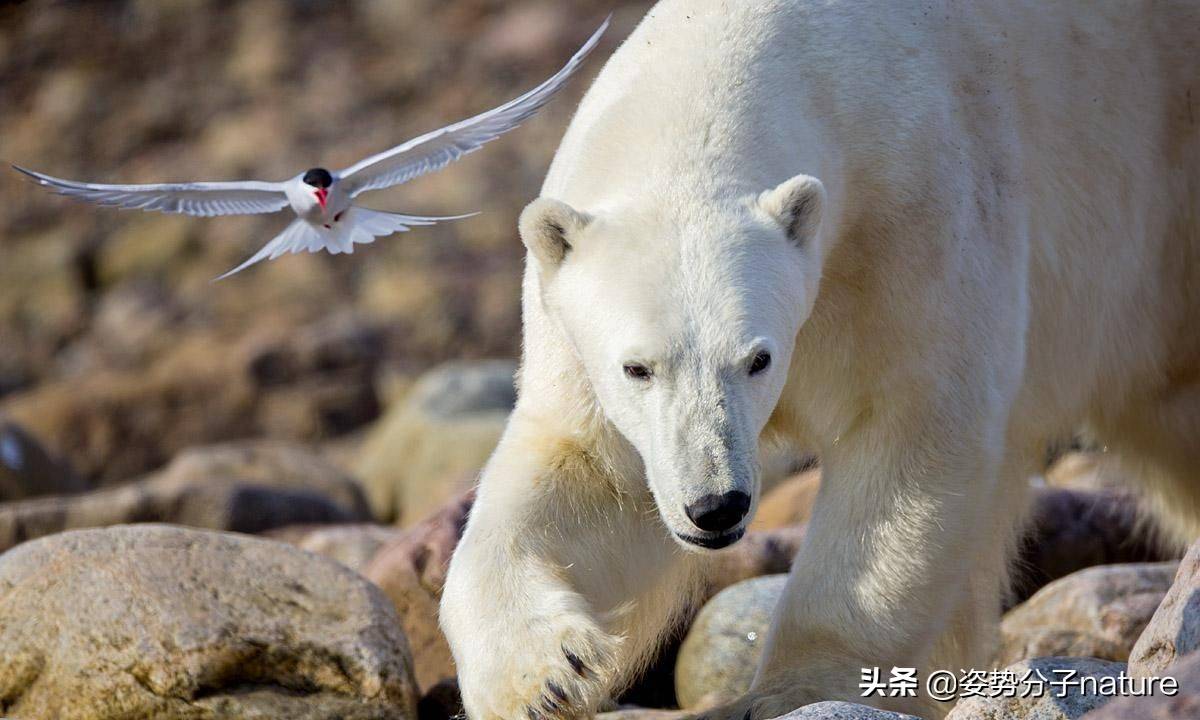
685, 491, 751, 533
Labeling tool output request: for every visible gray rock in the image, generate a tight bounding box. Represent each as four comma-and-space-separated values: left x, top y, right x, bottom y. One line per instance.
0, 524, 417, 719
675, 574, 788, 709
0, 441, 373, 552
774, 702, 921, 719
1130, 538, 1200, 677
356, 360, 515, 523
946, 657, 1126, 720
997, 562, 1177, 666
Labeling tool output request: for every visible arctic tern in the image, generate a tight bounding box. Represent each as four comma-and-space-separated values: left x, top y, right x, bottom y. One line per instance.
13, 17, 609, 279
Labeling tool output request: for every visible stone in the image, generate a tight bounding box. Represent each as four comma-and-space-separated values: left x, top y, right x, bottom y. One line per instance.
708, 524, 807, 593
0, 524, 418, 719
1080, 651, 1198, 719
996, 562, 1178, 666
675, 574, 789, 709
0, 441, 373, 553
1130, 538, 1200, 677
1012, 487, 1178, 606
1043, 453, 1121, 492
945, 658, 1126, 720
0, 419, 86, 501
773, 703, 921, 719
356, 360, 515, 523
268, 523, 401, 573
750, 468, 821, 531
364, 490, 475, 691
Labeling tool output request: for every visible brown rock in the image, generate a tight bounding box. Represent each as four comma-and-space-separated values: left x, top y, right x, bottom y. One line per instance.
1081, 651, 1198, 719
0, 524, 417, 719
946, 657, 1127, 720
356, 360, 514, 524
269, 523, 402, 573
996, 562, 1178, 667
364, 489, 475, 691
750, 468, 821, 531
1130, 539, 1200, 677
0, 441, 373, 553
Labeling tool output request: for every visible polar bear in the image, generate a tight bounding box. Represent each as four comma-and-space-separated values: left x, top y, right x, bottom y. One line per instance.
440, 1, 1200, 718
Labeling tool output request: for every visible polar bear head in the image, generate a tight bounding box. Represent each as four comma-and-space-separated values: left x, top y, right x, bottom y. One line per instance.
519, 175, 826, 551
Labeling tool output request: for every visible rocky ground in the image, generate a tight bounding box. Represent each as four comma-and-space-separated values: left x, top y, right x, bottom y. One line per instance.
1, 2, 1198, 720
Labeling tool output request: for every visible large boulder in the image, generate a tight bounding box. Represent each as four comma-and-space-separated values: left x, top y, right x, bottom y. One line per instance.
996, 562, 1178, 667
945, 658, 1126, 720
1130, 539, 1200, 677
364, 490, 475, 691
675, 574, 789, 709
0, 441, 373, 552
356, 360, 515, 523
0, 524, 418, 719
0, 419, 86, 501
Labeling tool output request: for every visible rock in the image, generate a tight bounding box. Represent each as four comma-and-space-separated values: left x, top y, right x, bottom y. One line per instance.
0, 524, 418, 719
0, 420, 86, 501
1012, 487, 1178, 606
1043, 453, 1121, 492
709, 524, 807, 593
364, 490, 475, 691
356, 360, 515, 523
774, 703, 921, 719
0, 334, 260, 485
750, 468, 821, 531
1080, 651, 1197, 719
946, 658, 1127, 720
268, 523, 402, 573
1130, 538, 1200, 677
675, 574, 789, 709
598, 709, 690, 720
996, 562, 1178, 667
0, 441, 373, 553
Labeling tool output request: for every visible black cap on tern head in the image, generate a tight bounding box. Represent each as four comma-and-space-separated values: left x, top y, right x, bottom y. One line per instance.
302, 168, 333, 188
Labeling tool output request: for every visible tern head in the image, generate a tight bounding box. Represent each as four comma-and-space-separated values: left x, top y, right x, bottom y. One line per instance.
303, 168, 333, 209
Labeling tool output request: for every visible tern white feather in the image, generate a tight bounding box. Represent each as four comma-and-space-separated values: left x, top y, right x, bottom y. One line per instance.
13, 16, 609, 279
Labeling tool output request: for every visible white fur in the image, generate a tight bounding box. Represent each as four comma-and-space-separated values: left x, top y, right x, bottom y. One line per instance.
441, 2, 1200, 718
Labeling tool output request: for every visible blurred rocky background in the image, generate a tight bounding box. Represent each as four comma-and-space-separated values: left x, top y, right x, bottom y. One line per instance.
0, 3, 1195, 720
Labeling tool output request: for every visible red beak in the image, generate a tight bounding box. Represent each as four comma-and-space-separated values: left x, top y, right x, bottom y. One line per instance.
315, 187, 328, 210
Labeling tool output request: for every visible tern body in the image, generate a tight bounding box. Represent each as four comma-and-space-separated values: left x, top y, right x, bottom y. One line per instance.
13, 18, 609, 279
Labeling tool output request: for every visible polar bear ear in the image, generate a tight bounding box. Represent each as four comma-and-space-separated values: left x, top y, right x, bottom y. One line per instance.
759, 175, 826, 247
519, 197, 592, 270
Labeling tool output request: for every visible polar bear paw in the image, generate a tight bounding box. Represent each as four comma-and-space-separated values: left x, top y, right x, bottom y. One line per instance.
458, 616, 621, 720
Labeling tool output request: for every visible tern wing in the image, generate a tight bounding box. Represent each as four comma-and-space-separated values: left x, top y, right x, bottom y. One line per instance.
337, 16, 610, 198
215, 207, 475, 280
13, 165, 290, 217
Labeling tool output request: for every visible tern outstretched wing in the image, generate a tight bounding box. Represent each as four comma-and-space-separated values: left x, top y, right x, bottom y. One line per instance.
215, 207, 476, 280
337, 15, 610, 198
12, 165, 289, 217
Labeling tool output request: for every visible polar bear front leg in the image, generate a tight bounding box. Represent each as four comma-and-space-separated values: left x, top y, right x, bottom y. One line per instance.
442, 412, 695, 720
717, 409, 1020, 720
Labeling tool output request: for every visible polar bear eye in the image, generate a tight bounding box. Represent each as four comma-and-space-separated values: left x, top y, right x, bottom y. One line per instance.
623, 363, 653, 381
749, 351, 772, 376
